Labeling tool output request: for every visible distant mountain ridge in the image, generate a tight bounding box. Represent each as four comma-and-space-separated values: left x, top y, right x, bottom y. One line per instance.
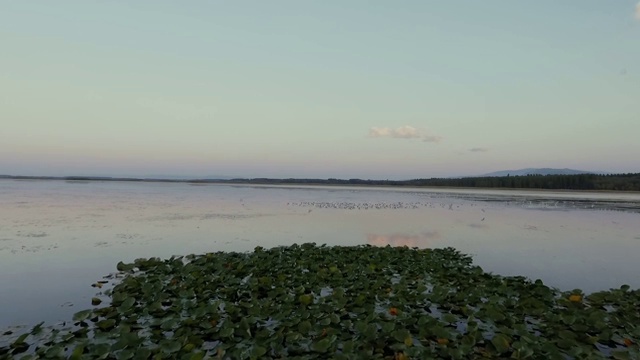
481, 168, 599, 177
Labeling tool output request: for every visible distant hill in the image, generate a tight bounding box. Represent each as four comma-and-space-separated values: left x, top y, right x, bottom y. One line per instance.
481, 168, 598, 177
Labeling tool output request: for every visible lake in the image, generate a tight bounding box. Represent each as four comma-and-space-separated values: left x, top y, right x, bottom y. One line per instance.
1, 179, 639, 331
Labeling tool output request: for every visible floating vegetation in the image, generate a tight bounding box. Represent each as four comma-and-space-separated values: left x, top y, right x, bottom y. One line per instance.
1, 244, 639, 359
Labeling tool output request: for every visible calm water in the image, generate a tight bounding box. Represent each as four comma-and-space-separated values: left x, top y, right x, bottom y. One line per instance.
1, 179, 639, 329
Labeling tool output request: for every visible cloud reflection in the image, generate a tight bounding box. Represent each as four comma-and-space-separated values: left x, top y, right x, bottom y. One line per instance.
366, 231, 441, 248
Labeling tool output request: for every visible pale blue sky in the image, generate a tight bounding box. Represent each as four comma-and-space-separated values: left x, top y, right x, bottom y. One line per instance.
1, 1, 639, 179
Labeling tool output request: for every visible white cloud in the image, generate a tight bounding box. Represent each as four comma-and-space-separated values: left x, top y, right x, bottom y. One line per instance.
368, 127, 392, 137
636, 1, 640, 19
369, 125, 421, 139
392, 125, 423, 139
368, 126, 442, 142
469, 147, 490, 152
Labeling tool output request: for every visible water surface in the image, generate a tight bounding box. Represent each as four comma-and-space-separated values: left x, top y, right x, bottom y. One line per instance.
1, 179, 639, 329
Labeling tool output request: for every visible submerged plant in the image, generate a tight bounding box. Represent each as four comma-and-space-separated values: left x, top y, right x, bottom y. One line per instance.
1, 243, 638, 359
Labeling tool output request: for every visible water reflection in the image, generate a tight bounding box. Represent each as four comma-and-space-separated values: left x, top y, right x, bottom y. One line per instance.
367, 231, 441, 248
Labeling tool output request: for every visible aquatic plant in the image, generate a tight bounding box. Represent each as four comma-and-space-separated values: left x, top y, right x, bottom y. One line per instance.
1, 244, 638, 359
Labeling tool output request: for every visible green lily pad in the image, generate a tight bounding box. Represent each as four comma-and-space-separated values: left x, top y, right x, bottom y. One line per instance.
491, 333, 511, 354
311, 338, 333, 353
73, 309, 93, 322
96, 319, 116, 331
160, 340, 182, 354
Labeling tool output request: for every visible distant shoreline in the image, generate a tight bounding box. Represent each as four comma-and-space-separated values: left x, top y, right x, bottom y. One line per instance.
2, 173, 640, 193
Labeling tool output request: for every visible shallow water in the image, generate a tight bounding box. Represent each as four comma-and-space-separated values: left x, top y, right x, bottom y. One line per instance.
1, 179, 639, 329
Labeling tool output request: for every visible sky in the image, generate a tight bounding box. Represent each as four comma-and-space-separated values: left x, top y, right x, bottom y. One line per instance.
1, 1, 639, 180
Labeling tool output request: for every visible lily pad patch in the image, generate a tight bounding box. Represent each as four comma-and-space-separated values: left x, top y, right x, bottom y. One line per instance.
1, 244, 639, 359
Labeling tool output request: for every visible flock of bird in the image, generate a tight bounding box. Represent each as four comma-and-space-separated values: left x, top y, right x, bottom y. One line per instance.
288, 201, 462, 210
284, 198, 632, 213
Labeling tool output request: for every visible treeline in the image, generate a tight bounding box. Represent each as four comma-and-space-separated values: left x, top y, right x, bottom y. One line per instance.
3, 173, 640, 191
216, 173, 640, 191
